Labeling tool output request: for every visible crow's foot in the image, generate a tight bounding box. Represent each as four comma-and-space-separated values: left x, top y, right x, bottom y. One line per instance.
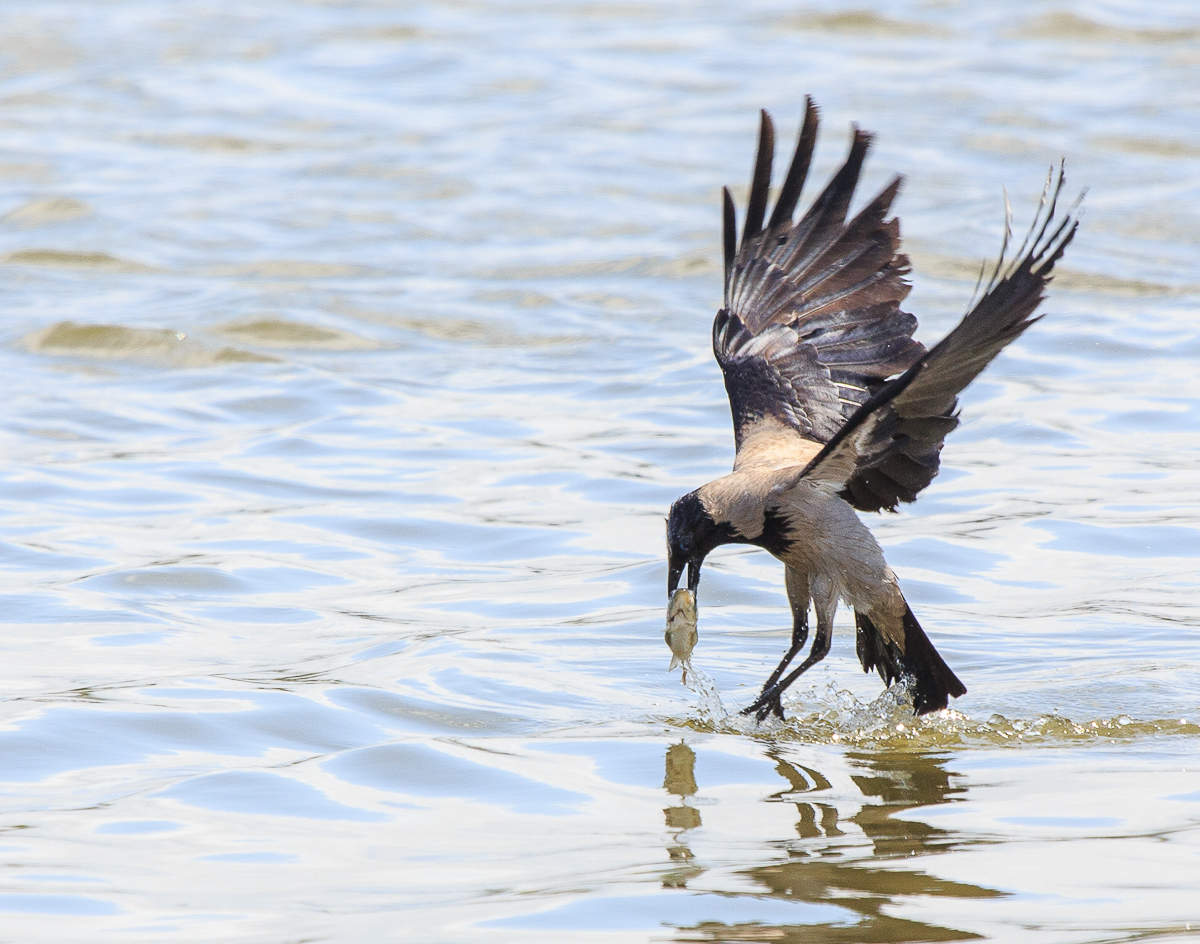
741, 687, 785, 722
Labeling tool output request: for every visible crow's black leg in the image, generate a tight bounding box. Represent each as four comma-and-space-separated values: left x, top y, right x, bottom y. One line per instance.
741, 567, 810, 720
743, 614, 832, 722
741, 609, 808, 719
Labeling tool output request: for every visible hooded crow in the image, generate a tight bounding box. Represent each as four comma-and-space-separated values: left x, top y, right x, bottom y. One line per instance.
666, 98, 1079, 721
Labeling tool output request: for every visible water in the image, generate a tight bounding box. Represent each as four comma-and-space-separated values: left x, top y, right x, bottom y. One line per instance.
2, 1, 1199, 940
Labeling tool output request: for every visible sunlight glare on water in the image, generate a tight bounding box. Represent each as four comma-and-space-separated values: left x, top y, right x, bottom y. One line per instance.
1, 1, 1199, 941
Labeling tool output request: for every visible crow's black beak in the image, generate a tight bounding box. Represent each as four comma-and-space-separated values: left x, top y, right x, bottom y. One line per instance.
667, 541, 703, 597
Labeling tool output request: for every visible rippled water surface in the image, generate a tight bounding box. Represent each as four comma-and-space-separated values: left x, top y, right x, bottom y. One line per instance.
2, 1, 1199, 940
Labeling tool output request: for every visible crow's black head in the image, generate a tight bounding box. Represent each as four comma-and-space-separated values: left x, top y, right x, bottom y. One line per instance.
666, 490, 735, 596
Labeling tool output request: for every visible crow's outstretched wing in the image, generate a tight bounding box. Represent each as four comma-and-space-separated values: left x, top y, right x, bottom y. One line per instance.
791, 164, 1080, 509
714, 101, 926, 477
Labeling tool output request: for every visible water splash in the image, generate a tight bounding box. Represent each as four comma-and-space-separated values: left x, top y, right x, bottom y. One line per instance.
677, 679, 1200, 749
681, 667, 728, 728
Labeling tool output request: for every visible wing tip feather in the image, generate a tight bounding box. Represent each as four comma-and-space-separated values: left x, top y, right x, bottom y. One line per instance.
767, 98, 821, 230
741, 110, 776, 246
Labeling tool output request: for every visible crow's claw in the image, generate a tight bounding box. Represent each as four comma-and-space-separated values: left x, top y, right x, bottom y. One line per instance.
741, 687, 785, 722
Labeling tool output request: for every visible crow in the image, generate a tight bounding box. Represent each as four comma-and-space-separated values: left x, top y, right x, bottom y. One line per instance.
665, 98, 1079, 721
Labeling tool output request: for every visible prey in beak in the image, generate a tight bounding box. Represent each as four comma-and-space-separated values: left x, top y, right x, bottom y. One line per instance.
664, 489, 730, 683
665, 587, 698, 683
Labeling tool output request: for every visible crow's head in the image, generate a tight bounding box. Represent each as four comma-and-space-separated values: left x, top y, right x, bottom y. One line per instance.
666, 490, 734, 597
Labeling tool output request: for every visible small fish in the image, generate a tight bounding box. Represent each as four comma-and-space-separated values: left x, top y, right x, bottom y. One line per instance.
665, 588, 698, 684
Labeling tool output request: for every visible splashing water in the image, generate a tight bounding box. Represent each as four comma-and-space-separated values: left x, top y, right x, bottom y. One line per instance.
676, 676, 1200, 749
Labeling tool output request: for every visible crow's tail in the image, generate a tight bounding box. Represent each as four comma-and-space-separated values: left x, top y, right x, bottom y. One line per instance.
855, 599, 966, 715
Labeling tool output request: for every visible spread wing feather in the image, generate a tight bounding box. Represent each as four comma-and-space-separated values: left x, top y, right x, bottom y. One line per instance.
714, 101, 927, 478
794, 164, 1081, 509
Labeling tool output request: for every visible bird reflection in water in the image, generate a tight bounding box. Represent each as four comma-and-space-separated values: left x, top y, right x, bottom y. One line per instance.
661, 743, 1002, 941
662, 742, 704, 889
767, 752, 842, 842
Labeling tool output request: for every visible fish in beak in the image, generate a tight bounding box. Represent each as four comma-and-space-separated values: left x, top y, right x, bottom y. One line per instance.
665, 588, 698, 684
